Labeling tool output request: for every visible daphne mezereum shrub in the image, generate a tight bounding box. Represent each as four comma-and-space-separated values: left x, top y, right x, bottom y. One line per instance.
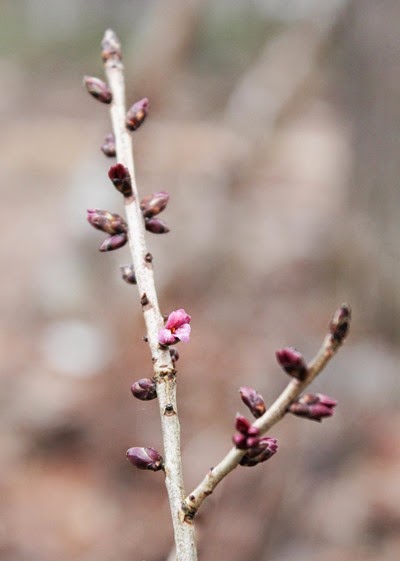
84, 29, 351, 561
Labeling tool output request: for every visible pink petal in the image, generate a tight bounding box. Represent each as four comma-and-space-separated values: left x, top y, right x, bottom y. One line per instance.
175, 324, 191, 343
158, 328, 177, 345
165, 309, 191, 329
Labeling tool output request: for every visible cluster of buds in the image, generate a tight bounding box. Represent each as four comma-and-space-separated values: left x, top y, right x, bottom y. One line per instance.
140, 191, 170, 234
232, 414, 261, 450
87, 209, 128, 252
233, 415, 278, 467
126, 447, 164, 471
276, 347, 308, 381
239, 386, 266, 418
288, 393, 337, 422
240, 437, 278, 467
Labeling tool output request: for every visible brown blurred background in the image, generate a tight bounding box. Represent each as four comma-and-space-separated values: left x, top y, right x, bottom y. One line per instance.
1, 1, 400, 560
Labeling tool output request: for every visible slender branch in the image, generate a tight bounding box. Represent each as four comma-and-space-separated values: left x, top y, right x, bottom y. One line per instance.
182, 326, 348, 521
101, 29, 197, 561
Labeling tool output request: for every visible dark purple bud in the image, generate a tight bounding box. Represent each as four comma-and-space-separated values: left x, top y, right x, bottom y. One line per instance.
87, 209, 127, 235
288, 393, 337, 422
120, 264, 137, 284
276, 347, 308, 381
169, 348, 180, 363
108, 163, 132, 197
101, 133, 116, 157
131, 378, 157, 401
145, 218, 170, 234
126, 447, 163, 471
126, 97, 149, 131
329, 304, 351, 344
140, 191, 169, 218
235, 414, 252, 435
101, 29, 122, 62
83, 76, 112, 104
239, 386, 266, 419
240, 437, 278, 467
99, 233, 128, 252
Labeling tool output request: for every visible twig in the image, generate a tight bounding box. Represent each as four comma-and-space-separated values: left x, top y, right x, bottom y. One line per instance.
182, 318, 349, 521
101, 29, 197, 561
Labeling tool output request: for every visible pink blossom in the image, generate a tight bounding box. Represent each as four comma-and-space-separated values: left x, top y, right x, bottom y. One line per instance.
158, 309, 191, 345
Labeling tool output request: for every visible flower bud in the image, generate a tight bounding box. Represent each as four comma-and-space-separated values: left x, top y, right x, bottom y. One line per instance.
83, 76, 112, 104
108, 163, 132, 197
87, 209, 127, 235
240, 437, 278, 467
131, 378, 157, 401
140, 191, 169, 218
145, 218, 170, 234
120, 264, 137, 284
126, 447, 163, 471
126, 97, 149, 131
99, 233, 128, 252
101, 29, 122, 62
276, 347, 308, 381
101, 133, 116, 157
169, 348, 180, 363
239, 386, 266, 418
329, 304, 351, 344
235, 414, 252, 435
288, 393, 337, 422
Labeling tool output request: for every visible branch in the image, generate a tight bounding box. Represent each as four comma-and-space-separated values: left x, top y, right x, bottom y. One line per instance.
181, 305, 351, 521
101, 30, 197, 561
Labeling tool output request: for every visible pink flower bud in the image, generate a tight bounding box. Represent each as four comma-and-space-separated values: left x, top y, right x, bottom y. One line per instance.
329, 304, 351, 344
120, 264, 137, 285
126, 447, 163, 471
131, 378, 157, 401
101, 133, 116, 157
99, 233, 128, 252
145, 218, 170, 234
108, 163, 132, 197
126, 97, 149, 131
87, 209, 127, 235
232, 433, 248, 449
235, 414, 252, 435
83, 76, 112, 104
158, 309, 191, 346
276, 347, 308, 381
288, 393, 337, 422
140, 191, 170, 218
240, 437, 278, 467
239, 386, 266, 418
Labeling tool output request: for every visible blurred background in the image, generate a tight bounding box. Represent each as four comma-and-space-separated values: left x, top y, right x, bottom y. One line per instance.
1, 1, 400, 560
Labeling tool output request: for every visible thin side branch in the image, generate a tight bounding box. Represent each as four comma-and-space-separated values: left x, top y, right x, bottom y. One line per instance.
101, 29, 197, 561
182, 325, 348, 521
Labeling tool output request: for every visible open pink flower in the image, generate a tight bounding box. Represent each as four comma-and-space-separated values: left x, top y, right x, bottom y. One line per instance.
158, 309, 191, 345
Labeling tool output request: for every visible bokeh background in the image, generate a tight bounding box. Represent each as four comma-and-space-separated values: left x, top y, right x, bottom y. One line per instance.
1, 1, 400, 560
